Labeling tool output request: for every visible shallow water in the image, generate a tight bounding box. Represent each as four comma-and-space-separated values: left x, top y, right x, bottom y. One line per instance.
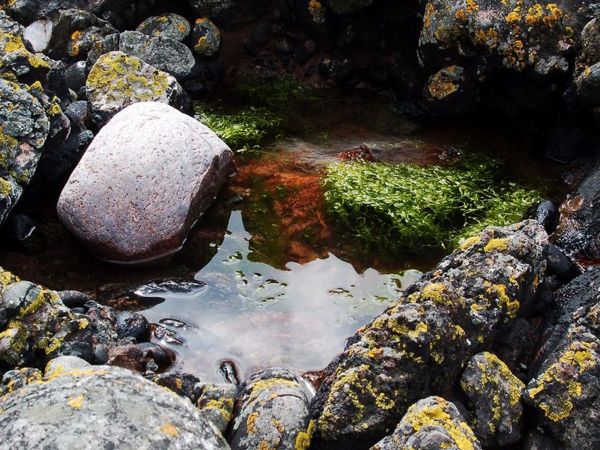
0, 89, 572, 381
140, 210, 421, 382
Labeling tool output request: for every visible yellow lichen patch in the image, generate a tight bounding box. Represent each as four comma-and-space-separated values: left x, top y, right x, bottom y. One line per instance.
427, 67, 461, 100
247, 378, 300, 403
247, 411, 260, 434
483, 238, 509, 253
294, 419, 315, 450
67, 395, 85, 409
202, 397, 234, 422
160, 422, 179, 437
0, 177, 14, 197
459, 235, 481, 251
488, 283, 520, 319
404, 397, 477, 450
528, 341, 598, 422
0, 269, 19, 286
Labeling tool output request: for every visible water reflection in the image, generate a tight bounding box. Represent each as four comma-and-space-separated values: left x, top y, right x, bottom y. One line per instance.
139, 210, 422, 382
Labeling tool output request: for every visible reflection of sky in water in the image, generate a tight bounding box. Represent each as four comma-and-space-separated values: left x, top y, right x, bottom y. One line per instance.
140, 211, 421, 382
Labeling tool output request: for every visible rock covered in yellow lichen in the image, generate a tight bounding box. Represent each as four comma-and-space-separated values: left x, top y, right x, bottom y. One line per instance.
229, 368, 313, 450
371, 396, 482, 450
137, 13, 192, 42
196, 382, 237, 433
192, 18, 221, 57
525, 269, 600, 449
311, 221, 548, 444
460, 352, 525, 446
0, 77, 49, 225
86, 51, 190, 126
0, 355, 230, 449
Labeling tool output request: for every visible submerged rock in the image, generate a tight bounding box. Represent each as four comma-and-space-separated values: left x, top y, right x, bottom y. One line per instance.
229, 368, 314, 450
311, 221, 548, 445
371, 396, 482, 450
85, 51, 190, 127
460, 352, 525, 446
57, 102, 234, 264
0, 356, 230, 449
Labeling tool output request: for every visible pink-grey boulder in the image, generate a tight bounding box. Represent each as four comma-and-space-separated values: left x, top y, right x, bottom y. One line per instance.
57, 102, 234, 264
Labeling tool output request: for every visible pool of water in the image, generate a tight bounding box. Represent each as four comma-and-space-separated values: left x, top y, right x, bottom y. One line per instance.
0, 88, 573, 382
139, 210, 421, 382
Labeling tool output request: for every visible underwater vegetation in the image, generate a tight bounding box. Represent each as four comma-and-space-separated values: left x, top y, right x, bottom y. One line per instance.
323, 155, 541, 253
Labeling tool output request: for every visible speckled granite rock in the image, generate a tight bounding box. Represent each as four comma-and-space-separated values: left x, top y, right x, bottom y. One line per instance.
311, 221, 548, 445
0, 356, 230, 450
85, 51, 190, 126
460, 352, 525, 446
229, 368, 314, 450
371, 396, 482, 450
197, 382, 237, 433
57, 102, 234, 263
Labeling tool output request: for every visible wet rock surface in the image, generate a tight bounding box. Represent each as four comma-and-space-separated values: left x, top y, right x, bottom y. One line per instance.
371, 396, 482, 450
57, 101, 234, 263
229, 368, 314, 450
460, 352, 525, 447
85, 51, 190, 126
0, 356, 230, 450
311, 221, 548, 445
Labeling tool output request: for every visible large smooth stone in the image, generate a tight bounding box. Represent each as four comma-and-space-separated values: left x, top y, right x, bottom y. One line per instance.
57, 102, 234, 264
0, 357, 230, 450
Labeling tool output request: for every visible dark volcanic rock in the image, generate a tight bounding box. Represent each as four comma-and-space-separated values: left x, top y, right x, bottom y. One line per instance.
554, 163, 600, 263
229, 368, 314, 450
371, 396, 482, 450
191, 18, 221, 58
188, 0, 270, 29
0, 356, 230, 449
311, 221, 548, 445
57, 101, 234, 263
85, 51, 190, 127
525, 269, 600, 449
460, 352, 525, 446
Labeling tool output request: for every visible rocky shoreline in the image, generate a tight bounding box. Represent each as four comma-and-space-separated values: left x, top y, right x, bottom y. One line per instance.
1, 0, 600, 449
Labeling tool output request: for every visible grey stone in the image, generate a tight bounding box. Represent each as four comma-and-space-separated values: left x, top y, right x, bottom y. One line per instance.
229, 368, 314, 450
191, 18, 221, 58
0, 359, 230, 450
137, 13, 191, 42
57, 102, 234, 263
196, 382, 237, 433
371, 396, 482, 450
85, 51, 190, 127
118, 31, 196, 79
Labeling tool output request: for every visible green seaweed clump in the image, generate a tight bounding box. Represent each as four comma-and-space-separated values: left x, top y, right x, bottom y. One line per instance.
323, 157, 541, 253
195, 105, 282, 151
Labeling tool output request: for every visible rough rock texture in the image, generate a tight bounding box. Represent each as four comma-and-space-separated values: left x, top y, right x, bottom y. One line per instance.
418, 0, 590, 78
0, 356, 230, 450
118, 31, 195, 79
311, 221, 548, 445
0, 78, 49, 225
525, 270, 600, 449
85, 51, 190, 126
192, 18, 221, 58
137, 13, 191, 42
188, 0, 270, 29
197, 382, 238, 433
554, 164, 600, 263
460, 352, 525, 446
57, 102, 234, 263
371, 396, 482, 450
0, 11, 50, 82
229, 368, 314, 450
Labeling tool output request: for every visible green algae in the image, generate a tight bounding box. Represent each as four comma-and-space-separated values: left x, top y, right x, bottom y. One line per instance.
323, 154, 541, 254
